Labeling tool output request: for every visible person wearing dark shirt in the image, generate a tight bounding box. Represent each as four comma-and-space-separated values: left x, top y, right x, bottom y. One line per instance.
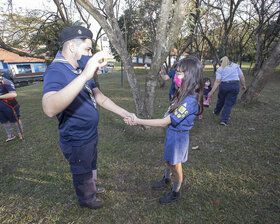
0, 72, 23, 141
159, 69, 176, 101
42, 26, 134, 209
198, 77, 212, 119
129, 56, 204, 205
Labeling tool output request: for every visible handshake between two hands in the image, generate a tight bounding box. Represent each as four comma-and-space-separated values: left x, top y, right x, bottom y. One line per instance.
123, 113, 138, 126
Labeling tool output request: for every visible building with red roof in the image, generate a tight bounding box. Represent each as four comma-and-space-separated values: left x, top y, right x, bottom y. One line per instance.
0, 48, 46, 75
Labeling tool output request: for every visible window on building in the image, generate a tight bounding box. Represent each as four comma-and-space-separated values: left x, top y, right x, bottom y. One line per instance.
17, 64, 32, 74
38, 65, 46, 72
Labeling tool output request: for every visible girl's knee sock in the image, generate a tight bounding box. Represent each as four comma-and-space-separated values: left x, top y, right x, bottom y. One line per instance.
165, 168, 171, 179
4, 124, 13, 136
172, 181, 182, 192
15, 120, 23, 135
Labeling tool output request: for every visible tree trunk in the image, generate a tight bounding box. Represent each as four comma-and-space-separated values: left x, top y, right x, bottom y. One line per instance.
249, 32, 264, 76
144, 0, 189, 118
123, 58, 146, 117
77, 0, 189, 118
76, 0, 145, 116
240, 40, 280, 104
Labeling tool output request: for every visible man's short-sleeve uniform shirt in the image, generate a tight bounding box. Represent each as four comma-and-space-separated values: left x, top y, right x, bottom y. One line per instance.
164, 94, 198, 165
43, 53, 99, 146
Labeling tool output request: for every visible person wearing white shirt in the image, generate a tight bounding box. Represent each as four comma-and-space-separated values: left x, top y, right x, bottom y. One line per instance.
208, 56, 246, 125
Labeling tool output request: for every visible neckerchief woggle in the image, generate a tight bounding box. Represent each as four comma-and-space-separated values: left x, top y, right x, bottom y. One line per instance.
53, 51, 97, 108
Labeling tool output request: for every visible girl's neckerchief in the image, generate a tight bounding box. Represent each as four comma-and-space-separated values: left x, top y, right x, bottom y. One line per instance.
53, 51, 96, 108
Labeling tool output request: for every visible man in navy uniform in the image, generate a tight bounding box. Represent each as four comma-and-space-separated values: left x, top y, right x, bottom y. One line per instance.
42, 26, 133, 209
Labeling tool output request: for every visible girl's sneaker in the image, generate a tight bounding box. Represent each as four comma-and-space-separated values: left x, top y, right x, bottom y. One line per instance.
6, 134, 16, 142
203, 98, 210, 106
159, 190, 181, 204
220, 121, 227, 126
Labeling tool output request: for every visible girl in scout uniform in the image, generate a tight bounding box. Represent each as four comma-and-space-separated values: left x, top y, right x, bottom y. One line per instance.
198, 77, 212, 119
130, 56, 203, 204
0, 72, 23, 142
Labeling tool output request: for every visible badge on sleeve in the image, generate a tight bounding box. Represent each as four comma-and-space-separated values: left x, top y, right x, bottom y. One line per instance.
176, 103, 188, 118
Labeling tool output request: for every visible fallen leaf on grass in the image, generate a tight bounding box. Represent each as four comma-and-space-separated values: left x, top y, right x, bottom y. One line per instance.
210, 139, 215, 143
213, 199, 221, 205
192, 146, 200, 150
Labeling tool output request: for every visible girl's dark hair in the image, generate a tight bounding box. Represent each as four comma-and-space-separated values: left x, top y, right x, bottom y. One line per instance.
203, 77, 212, 88
169, 55, 204, 115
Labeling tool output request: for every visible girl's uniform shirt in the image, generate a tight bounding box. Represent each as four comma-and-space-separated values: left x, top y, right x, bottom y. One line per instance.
164, 94, 198, 165
203, 87, 211, 97
0, 77, 17, 111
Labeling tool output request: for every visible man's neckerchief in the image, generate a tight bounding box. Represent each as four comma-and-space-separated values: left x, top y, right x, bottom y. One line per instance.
53, 51, 96, 108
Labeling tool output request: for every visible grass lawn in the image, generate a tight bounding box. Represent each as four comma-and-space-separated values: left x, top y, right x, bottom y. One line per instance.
0, 67, 279, 223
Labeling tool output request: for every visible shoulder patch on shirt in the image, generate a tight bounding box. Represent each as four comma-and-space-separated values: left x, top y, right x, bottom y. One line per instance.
176, 103, 189, 118
178, 103, 187, 114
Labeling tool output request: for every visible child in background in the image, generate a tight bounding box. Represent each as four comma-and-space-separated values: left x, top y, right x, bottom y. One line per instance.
128, 56, 204, 204
198, 77, 212, 119
0, 71, 24, 141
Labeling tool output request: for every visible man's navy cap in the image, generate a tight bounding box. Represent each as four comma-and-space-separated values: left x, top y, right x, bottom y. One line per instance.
60, 25, 93, 43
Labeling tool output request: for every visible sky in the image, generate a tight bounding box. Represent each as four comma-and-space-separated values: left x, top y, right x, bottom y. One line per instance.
0, 0, 127, 55
0, 0, 104, 35
0, 0, 57, 11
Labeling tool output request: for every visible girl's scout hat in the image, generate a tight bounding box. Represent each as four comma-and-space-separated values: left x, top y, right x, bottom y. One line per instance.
60, 25, 93, 44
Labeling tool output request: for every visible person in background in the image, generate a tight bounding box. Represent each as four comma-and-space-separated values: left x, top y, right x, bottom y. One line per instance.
198, 77, 212, 119
0, 71, 23, 141
212, 60, 217, 74
207, 56, 246, 126
127, 56, 203, 204
42, 26, 134, 210
159, 68, 176, 101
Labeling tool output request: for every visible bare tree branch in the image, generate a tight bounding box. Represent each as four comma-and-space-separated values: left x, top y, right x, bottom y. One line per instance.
0, 37, 45, 59
52, 0, 68, 24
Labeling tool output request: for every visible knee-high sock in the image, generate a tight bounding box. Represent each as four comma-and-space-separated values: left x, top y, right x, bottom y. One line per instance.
14, 120, 23, 135
169, 163, 183, 192
165, 168, 171, 179
72, 171, 96, 205
92, 169, 97, 185
4, 123, 13, 136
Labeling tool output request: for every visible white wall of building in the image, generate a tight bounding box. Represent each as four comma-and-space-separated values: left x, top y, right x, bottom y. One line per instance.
97, 35, 114, 59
